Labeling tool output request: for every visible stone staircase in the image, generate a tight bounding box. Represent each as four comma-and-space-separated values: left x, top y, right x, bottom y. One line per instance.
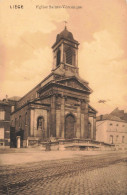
37, 138, 116, 151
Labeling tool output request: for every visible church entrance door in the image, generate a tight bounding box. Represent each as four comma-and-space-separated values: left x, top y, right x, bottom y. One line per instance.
65, 114, 75, 139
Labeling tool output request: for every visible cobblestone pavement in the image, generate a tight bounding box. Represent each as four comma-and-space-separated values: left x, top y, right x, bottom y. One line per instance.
0, 152, 127, 195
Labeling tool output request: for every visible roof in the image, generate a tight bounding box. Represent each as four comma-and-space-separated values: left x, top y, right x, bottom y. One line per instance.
8, 96, 21, 101
0, 100, 10, 106
88, 104, 98, 113
55, 27, 79, 45
110, 107, 127, 122
97, 114, 126, 122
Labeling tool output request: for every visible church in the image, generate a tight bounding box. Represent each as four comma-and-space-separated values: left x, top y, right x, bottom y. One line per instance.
10, 27, 97, 148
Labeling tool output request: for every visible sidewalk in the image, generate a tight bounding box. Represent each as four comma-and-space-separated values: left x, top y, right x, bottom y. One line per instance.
0, 148, 126, 166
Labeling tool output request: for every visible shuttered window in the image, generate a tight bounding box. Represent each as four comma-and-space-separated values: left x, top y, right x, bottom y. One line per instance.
56, 50, 61, 66
65, 48, 72, 65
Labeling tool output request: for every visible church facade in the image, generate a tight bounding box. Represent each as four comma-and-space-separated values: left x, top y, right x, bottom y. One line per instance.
10, 27, 97, 147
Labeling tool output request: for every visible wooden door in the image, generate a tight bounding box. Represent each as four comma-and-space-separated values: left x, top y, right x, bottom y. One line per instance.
65, 115, 75, 139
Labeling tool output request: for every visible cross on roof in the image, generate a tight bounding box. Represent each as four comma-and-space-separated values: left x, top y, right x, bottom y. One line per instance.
64, 21, 68, 29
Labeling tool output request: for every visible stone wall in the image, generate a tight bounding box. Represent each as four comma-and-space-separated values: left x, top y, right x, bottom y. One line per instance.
11, 104, 30, 139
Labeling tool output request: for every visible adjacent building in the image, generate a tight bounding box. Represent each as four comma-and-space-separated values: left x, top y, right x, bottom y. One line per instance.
110, 107, 127, 122
96, 113, 127, 149
10, 27, 97, 147
0, 100, 11, 147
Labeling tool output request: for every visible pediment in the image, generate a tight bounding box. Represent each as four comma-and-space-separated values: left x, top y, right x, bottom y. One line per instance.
88, 105, 97, 114
56, 77, 92, 93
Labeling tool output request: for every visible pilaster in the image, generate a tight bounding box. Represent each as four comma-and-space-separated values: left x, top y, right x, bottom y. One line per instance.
76, 101, 81, 138
84, 103, 89, 138
60, 96, 65, 138
30, 109, 35, 136
93, 117, 96, 140
50, 95, 56, 137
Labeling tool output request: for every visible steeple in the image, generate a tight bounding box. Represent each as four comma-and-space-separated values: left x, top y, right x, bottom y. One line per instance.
52, 27, 79, 76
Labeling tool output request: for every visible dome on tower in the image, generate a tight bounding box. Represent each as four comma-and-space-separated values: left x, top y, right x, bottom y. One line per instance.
56, 27, 78, 43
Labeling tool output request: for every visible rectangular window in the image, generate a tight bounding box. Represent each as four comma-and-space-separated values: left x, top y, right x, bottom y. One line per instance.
0, 128, 4, 139
0, 110, 5, 120
122, 136, 124, 143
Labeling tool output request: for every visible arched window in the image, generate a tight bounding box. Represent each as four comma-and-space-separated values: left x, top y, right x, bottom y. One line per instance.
37, 116, 44, 130
56, 49, 61, 66
25, 112, 27, 125
65, 48, 73, 65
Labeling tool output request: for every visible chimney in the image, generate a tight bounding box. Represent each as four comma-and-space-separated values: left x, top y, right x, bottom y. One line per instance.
100, 115, 103, 120
6, 95, 8, 101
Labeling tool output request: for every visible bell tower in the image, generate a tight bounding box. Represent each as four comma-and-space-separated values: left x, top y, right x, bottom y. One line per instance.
52, 26, 79, 76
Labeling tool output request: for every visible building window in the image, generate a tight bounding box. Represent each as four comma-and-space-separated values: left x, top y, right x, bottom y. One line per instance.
56, 49, 61, 66
110, 123, 113, 126
37, 116, 44, 130
109, 135, 113, 144
25, 112, 27, 125
0, 128, 4, 139
65, 48, 73, 65
122, 136, 125, 143
116, 124, 119, 126
0, 110, 5, 120
19, 115, 22, 128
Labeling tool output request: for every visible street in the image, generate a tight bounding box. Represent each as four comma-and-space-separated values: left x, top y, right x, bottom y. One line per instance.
0, 152, 127, 195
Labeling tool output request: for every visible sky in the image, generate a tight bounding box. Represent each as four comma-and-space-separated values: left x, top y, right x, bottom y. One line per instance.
0, 0, 127, 115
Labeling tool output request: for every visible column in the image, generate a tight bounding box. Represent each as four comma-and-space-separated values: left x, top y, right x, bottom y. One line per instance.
75, 49, 78, 67
61, 43, 64, 63
17, 136, 20, 148
50, 95, 56, 137
81, 114, 85, 138
76, 101, 81, 138
26, 139, 29, 148
47, 110, 50, 138
30, 109, 35, 136
93, 117, 96, 140
60, 96, 65, 138
84, 103, 89, 138
89, 116, 94, 139
52, 51, 56, 70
